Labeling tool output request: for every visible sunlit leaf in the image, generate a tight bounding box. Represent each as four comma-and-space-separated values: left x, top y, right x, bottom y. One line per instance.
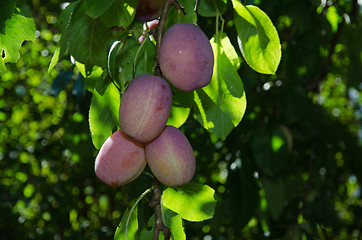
232, 0, 281, 74
89, 84, 120, 149
48, 47, 60, 75
167, 106, 190, 128
114, 208, 138, 240
0, 3, 35, 72
193, 34, 247, 140
162, 182, 216, 222
162, 206, 186, 240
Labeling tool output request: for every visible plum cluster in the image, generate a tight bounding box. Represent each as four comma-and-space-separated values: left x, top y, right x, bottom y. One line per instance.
95, 19, 214, 187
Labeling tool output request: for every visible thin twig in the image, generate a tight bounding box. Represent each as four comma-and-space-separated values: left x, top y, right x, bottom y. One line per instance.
150, 179, 171, 240
149, 1, 185, 238
152, 0, 185, 76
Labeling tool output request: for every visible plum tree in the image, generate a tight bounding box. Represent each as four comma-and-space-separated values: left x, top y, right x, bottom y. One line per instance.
94, 130, 147, 187
159, 23, 214, 92
119, 74, 172, 143
135, 0, 164, 22
145, 125, 196, 186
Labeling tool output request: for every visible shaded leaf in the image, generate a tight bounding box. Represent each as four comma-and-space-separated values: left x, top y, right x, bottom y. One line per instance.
251, 124, 289, 176
84, 0, 115, 18
261, 175, 285, 220
68, 11, 113, 67
58, 1, 80, 59
100, 0, 137, 29
166, 0, 197, 28
197, 0, 227, 17
0, 0, 17, 32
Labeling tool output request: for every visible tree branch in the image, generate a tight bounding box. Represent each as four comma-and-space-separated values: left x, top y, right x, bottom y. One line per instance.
150, 179, 171, 240
149, 1, 186, 239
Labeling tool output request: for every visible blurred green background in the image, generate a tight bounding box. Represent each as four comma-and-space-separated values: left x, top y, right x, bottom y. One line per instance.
1, 0, 361, 239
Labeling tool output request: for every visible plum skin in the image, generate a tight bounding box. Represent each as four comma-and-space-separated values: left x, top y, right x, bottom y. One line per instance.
145, 125, 196, 186
119, 74, 172, 143
135, 0, 164, 22
159, 23, 214, 92
94, 130, 147, 187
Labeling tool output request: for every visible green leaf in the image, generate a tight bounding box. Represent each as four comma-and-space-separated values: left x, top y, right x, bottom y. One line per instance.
197, 0, 227, 17
162, 206, 186, 240
84, 0, 115, 18
261, 176, 285, 220
232, 1, 281, 74
139, 215, 155, 239
107, 40, 125, 80
114, 208, 138, 240
83, 66, 105, 92
48, 47, 60, 75
220, 35, 241, 69
251, 124, 289, 176
0, 3, 35, 67
0, 0, 17, 31
166, 0, 197, 28
224, 157, 259, 229
59, 1, 80, 30
167, 86, 193, 128
162, 182, 217, 222
139, 208, 186, 240
193, 34, 247, 140
68, 11, 113, 67
89, 84, 120, 149
167, 106, 190, 128
108, 37, 155, 88
58, 1, 80, 59
100, 0, 137, 28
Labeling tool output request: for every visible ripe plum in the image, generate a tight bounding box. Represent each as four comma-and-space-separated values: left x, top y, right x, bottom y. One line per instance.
145, 125, 196, 186
159, 23, 214, 92
119, 74, 172, 143
95, 130, 146, 187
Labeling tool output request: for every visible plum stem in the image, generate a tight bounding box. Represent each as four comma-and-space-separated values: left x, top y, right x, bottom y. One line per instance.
150, 1, 185, 237
152, 0, 185, 77
150, 178, 172, 240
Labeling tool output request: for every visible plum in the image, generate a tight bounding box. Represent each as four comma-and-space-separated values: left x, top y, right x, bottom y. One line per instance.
94, 130, 147, 187
119, 74, 172, 143
159, 23, 214, 92
145, 125, 196, 186
135, 0, 164, 22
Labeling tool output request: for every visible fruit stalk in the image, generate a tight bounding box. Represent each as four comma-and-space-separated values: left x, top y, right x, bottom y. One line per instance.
153, 0, 185, 76
149, 1, 184, 239
150, 179, 171, 240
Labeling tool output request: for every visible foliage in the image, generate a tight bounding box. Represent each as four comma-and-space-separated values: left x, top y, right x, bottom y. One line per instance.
0, 0, 361, 239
